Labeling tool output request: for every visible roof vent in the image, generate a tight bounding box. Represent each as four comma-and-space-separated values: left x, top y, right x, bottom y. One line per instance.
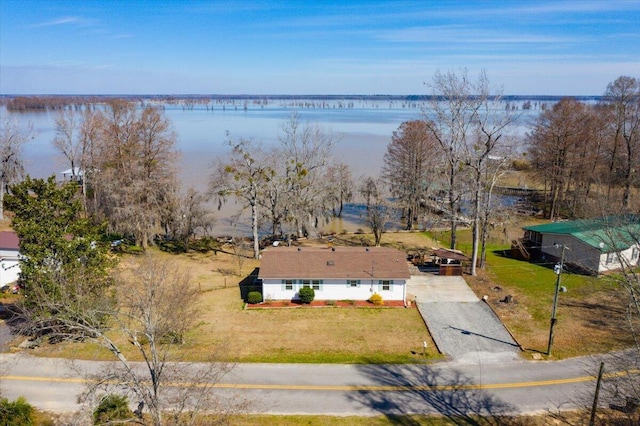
297, 247, 301, 251
327, 260, 334, 266
331, 247, 335, 251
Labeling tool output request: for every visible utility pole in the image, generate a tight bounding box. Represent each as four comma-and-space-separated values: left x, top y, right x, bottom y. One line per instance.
547, 244, 567, 355
589, 361, 605, 426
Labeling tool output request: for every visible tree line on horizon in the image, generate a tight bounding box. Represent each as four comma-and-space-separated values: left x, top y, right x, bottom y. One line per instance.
1, 92, 604, 112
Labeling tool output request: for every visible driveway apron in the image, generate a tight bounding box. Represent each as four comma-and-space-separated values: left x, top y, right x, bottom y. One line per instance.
408, 275, 521, 363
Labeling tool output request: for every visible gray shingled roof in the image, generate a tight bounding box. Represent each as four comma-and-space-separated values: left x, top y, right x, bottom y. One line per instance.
258, 246, 410, 280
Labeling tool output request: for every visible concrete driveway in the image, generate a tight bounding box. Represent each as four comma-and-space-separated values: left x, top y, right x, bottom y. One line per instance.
407, 275, 479, 303
408, 274, 521, 363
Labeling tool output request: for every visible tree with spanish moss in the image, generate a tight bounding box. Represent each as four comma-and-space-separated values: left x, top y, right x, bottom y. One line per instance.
279, 114, 337, 237
92, 101, 180, 249
210, 137, 273, 259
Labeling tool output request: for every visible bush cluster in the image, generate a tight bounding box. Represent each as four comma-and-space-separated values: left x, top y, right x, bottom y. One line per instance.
368, 293, 384, 306
93, 394, 132, 425
0, 396, 35, 426
511, 158, 531, 171
247, 291, 263, 304
298, 287, 315, 304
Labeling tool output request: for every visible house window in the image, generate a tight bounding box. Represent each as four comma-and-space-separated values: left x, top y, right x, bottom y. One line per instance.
379, 280, 393, 291
633, 248, 639, 262
282, 279, 294, 291
606, 252, 617, 264
301, 280, 311, 288
312, 280, 322, 290
348, 279, 360, 287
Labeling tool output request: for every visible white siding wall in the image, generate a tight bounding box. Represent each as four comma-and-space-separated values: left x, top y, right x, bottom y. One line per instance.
541, 235, 640, 274
599, 244, 640, 273
0, 249, 21, 286
262, 278, 406, 301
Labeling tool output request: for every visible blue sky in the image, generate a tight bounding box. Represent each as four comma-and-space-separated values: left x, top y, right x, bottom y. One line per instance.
1, 0, 638, 95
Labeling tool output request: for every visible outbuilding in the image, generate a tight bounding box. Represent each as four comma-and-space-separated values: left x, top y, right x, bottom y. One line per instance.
521, 215, 640, 274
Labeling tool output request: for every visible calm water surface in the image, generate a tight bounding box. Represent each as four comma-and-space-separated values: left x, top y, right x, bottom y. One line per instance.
6, 103, 429, 189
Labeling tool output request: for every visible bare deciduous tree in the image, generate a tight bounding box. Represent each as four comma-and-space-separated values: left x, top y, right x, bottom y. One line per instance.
465, 73, 519, 275
382, 120, 441, 230
603, 76, 640, 209
53, 108, 82, 180
323, 161, 354, 219
0, 117, 32, 220
74, 257, 239, 426
360, 177, 394, 246
52, 108, 101, 212
168, 187, 215, 252
423, 69, 478, 249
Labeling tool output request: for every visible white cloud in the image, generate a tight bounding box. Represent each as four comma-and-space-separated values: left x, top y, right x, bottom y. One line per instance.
371, 26, 582, 44
29, 16, 95, 28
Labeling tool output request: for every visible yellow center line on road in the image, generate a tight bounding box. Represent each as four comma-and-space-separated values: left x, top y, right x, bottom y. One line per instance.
2, 369, 638, 392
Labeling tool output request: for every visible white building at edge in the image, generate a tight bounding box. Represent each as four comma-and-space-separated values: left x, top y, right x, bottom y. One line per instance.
0, 231, 20, 287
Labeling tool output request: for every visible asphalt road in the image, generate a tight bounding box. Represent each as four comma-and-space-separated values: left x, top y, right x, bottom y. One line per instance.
1, 351, 637, 417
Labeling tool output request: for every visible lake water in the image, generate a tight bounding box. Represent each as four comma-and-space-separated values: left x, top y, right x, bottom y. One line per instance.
8, 103, 427, 189
2, 99, 541, 235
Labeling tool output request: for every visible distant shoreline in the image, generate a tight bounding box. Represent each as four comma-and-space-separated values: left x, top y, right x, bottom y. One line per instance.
0, 94, 604, 102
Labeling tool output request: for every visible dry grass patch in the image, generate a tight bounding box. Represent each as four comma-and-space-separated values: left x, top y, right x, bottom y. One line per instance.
198, 288, 436, 363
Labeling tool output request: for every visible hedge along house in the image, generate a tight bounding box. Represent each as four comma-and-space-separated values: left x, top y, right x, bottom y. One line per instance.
521, 216, 640, 275
258, 246, 411, 302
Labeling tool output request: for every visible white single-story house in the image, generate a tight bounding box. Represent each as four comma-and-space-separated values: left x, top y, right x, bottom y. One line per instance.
0, 231, 20, 286
60, 167, 84, 183
522, 215, 640, 274
258, 246, 411, 302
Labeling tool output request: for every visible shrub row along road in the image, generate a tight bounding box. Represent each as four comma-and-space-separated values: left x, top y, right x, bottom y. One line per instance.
0, 352, 635, 416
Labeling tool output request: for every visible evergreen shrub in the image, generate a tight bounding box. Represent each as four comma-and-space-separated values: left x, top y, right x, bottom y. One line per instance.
298, 287, 315, 304
247, 291, 263, 304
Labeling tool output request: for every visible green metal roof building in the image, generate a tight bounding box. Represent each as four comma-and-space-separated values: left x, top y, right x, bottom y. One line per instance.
522, 216, 640, 274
